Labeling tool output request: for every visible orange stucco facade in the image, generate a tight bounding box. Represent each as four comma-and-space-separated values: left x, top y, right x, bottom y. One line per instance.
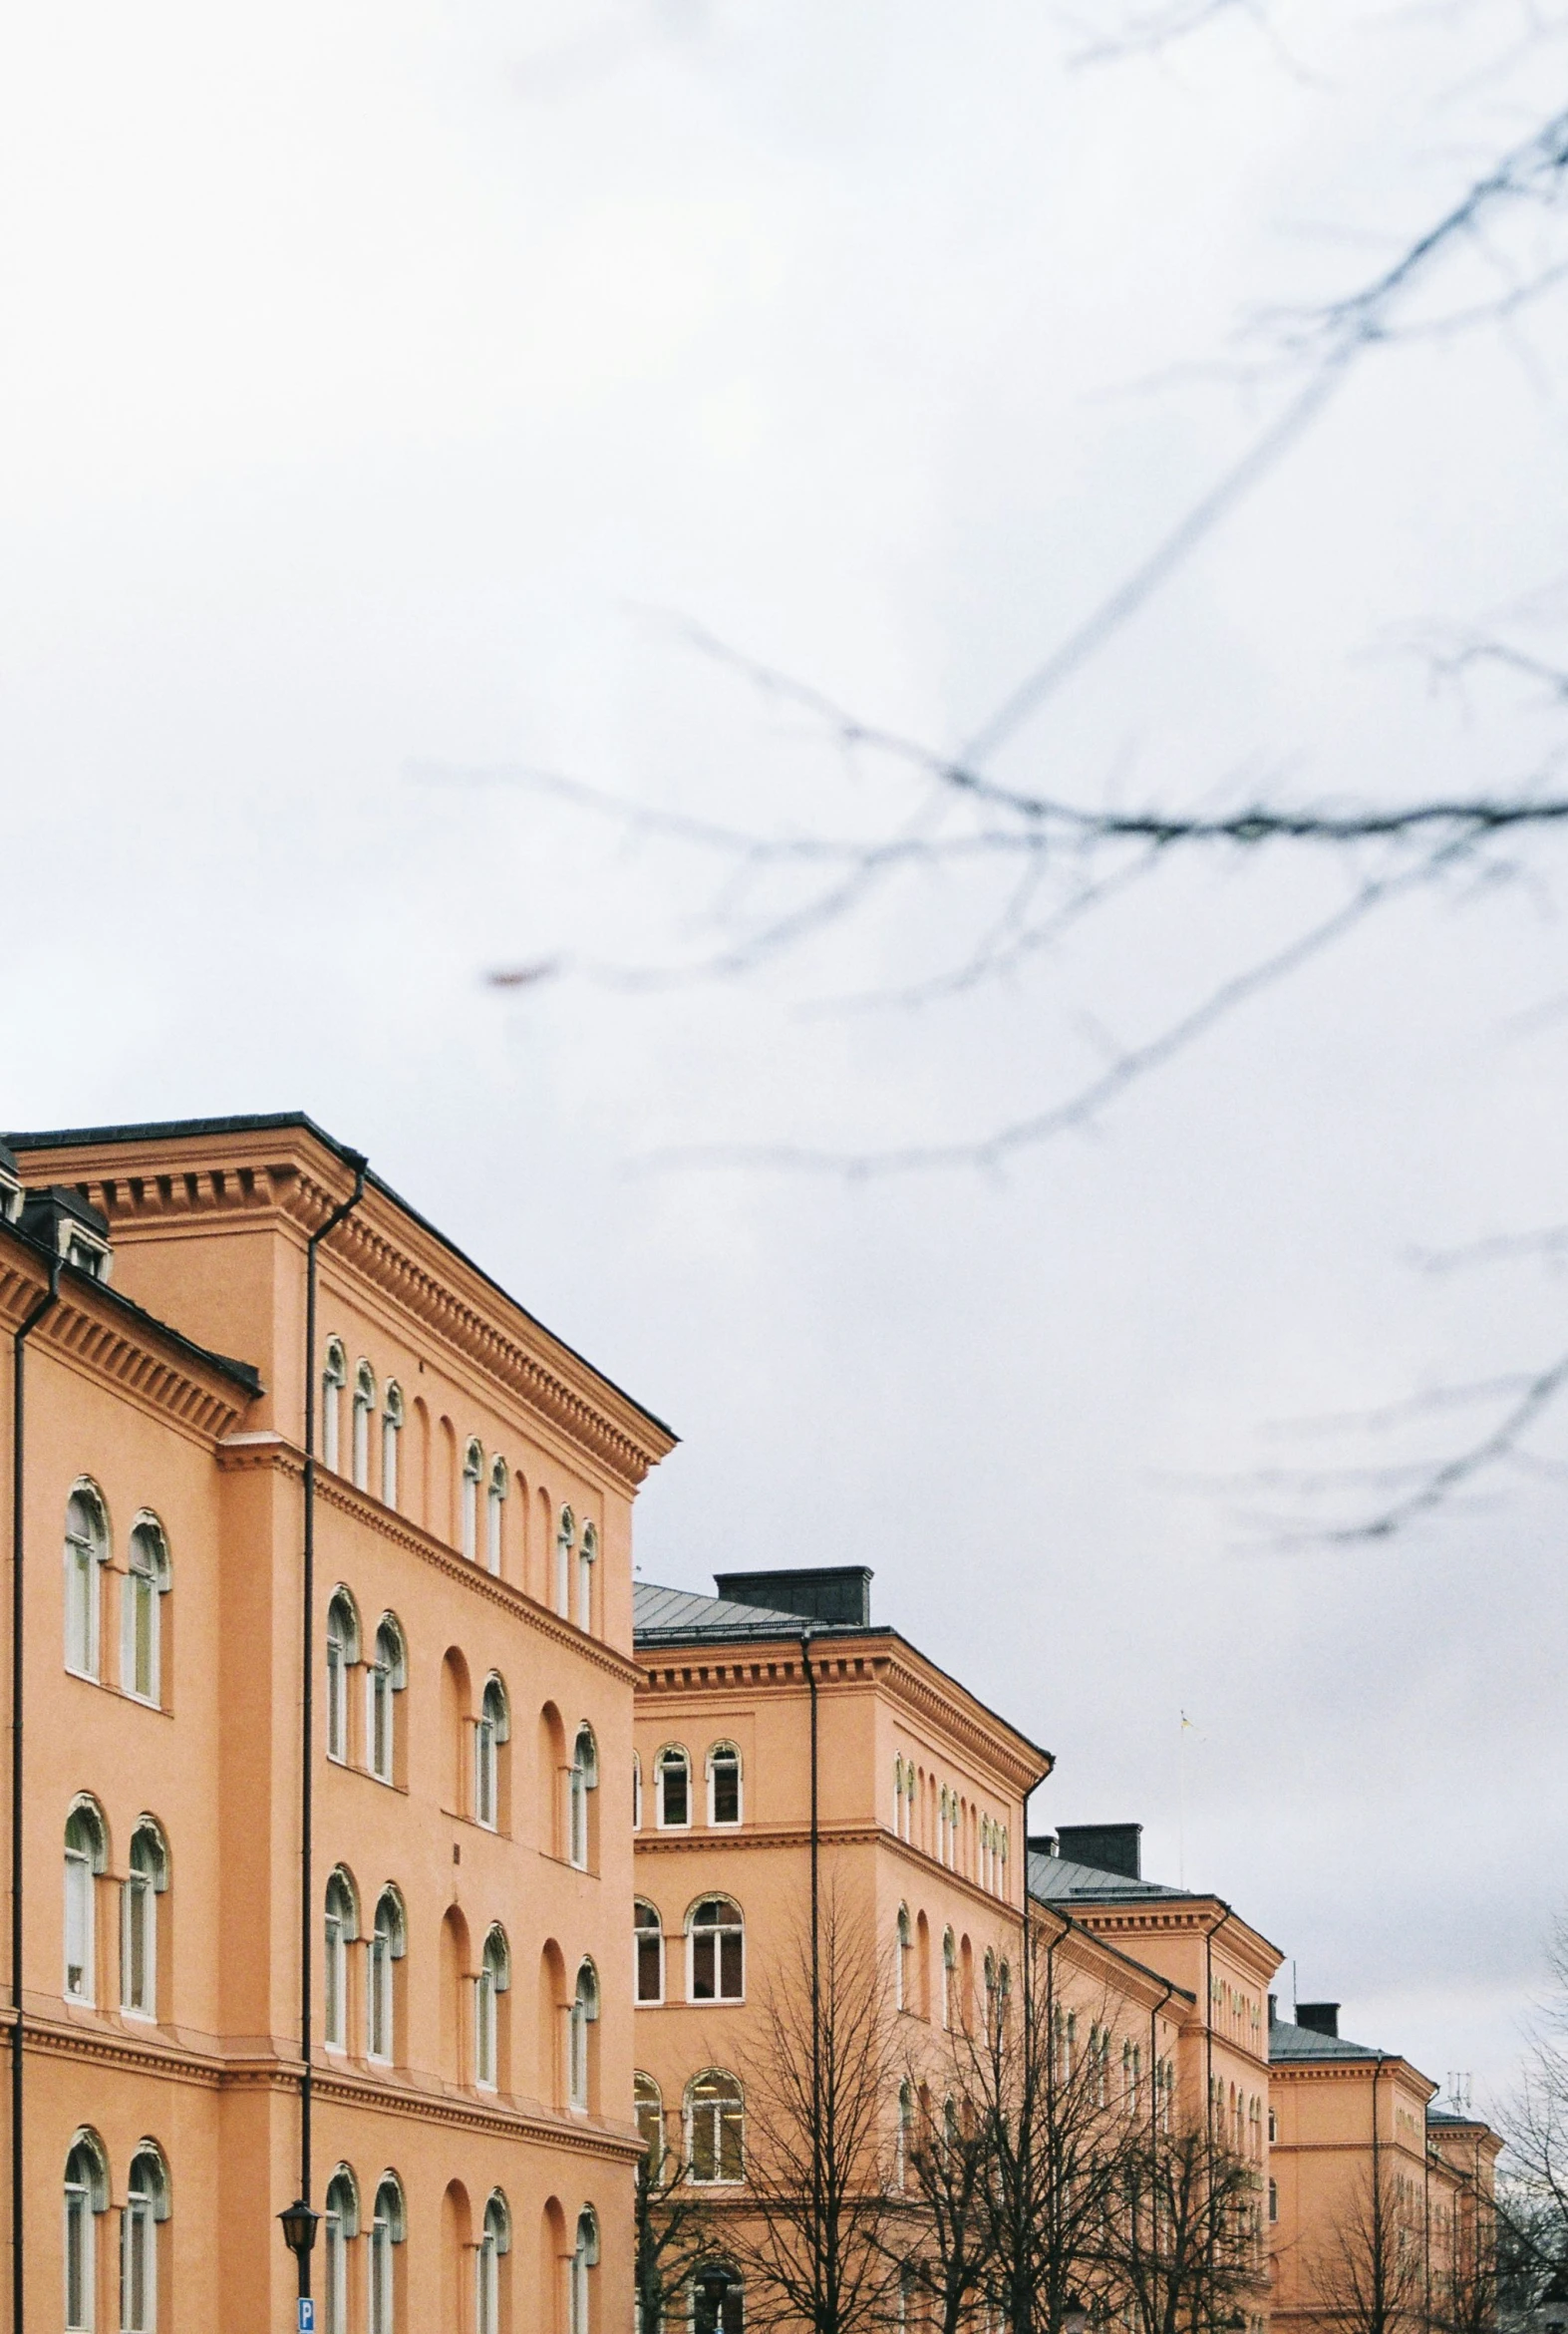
0, 1115, 674, 2334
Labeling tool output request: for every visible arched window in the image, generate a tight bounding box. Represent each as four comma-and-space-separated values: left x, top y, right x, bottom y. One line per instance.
369, 2175, 405, 2334
655, 1746, 690, 1831
122, 2143, 168, 2333
689, 1898, 744, 2004
323, 2167, 359, 2334
555, 1505, 575, 1617
569, 2205, 598, 2334
634, 1902, 664, 2005
65, 1486, 108, 1679
904, 1763, 916, 1840
352, 1362, 376, 1492
476, 1925, 510, 2090
576, 1519, 596, 1631
686, 2072, 744, 2184
941, 1929, 956, 2032
325, 1589, 360, 1765
462, 1440, 483, 1561
570, 1961, 599, 2113
892, 1755, 905, 1834
692, 2263, 745, 2334
475, 1675, 509, 1831
367, 1616, 406, 1784
485, 1458, 507, 1575
64, 1800, 106, 2003
476, 2190, 509, 2334
322, 1339, 347, 1474
983, 1950, 998, 2040
382, 1383, 403, 1510
895, 1906, 911, 2012
123, 1819, 167, 2019
569, 1725, 598, 1870
123, 1516, 169, 1704
634, 2073, 664, 2170
632, 1754, 643, 1832
368, 1888, 406, 2064
897, 2081, 915, 2190
324, 1868, 358, 2050
707, 1742, 742, 1828
63, 2131, 108, 2332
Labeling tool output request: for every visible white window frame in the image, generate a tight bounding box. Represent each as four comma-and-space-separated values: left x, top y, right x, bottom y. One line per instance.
323, 2169, 358, 2334
688, 1898, 745, 2005
368, 1888, 403, 2065
476, 2193, 509, 2334
324, 1869, 357, 2051
325, 1589, 359, 1765
64, 1802, 105, 2005
122, 1516, 168, 1706
655, 1746, 691, 1832
351, 1361, 375, 1491
367, 1618, 405, 1785
64, 2135, 106, 2334
895, 1907, 911, 2012
381, 1383, 403, 1511
685, 2075, 745, 2186
485, 1458, 507, 1575
122, 1821, 165, 2020
369, 2177, 403, 2334
475, 1927, 509, 2091
576, 1519, 596, 1630
569, 2207, 598, 2334
707, 1742, 743, 1828
941, 1930, 956, 2032
569, 1726, 597, 1870
321, 1339, 346, 1475
569, 1961, 598, 2112
555, 1505, 575, 1617
64, 1488, 107, 1682
121, 2147, 165, 2334
475, 1676, 508, 1831
462, 1441, 483, 1562
634, 1902, 665, 2006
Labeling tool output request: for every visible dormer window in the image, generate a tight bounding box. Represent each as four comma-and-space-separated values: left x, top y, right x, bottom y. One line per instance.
20, 1188, 112, 1281
0, 1142, 20, 1225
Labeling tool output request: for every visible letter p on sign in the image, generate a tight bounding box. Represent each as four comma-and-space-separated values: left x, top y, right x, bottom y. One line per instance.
298, 2304, 315, 2332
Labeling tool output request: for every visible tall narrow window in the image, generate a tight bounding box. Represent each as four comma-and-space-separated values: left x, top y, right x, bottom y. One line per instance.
634, 2074, 665, 2170
324, 1869, 358, 2050
323, 2168, 358, 2334
123, 1518, 169, 1705
368, 1888, 405, 2064
382, 1383, 403, 1510
369, 2176, 404, 2334
367, 1617, 406, 1784
892, 1756, 904, 1834
569, 1961, 598, 2112
121, 2146, 166, 2334
576, 1519, 596, 1630
352, 1362, 375, 1491
941, 1929, 956, 2032
895, 1907, 911, 2012
569, 2207, 598, 2334
64, 1802, 105, 2003
485, 1458, 507, 1575
462, 1441, 483, 1561
686, 2074, 744, 2184
708, 1743, 742, 1827
64, 2134, 106, 2333
555, 1506, 575, 1616
655, 1746, 690, 1830
632, 1755, 643, 1832
635, 1903, 664, 2005
325, 1589, 359, 1764
65, 1488, 107, 1680
474, 1676, 509, 1831
570, 1726, 598, 1870
322, 1339, 346, 1474
690, 1899, 744, 2003
123, 1820, 166, 2019
475, 1925, 509, 2090
897, 2081, 914, 2189
476, 2191, 509, 2334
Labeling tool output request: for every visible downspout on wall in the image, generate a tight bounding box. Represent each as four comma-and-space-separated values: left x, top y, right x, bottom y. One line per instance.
296, 1155, 367, 2290
12, 1251, 59, 2334
800, 1629, 820, 2329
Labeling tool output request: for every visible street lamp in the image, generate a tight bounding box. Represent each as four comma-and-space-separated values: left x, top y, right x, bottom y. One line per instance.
278, 2199, 320, 2302
1064, 2295, 1089, 2334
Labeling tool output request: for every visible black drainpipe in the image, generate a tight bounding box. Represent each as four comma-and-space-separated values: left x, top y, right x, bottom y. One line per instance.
800, 1630, 820, 2328
12, 1249, 60, 2334
297, 1157, 367, 2283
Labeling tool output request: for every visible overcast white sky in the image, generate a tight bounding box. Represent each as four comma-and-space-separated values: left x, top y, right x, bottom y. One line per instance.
5, 0, 1568, 2111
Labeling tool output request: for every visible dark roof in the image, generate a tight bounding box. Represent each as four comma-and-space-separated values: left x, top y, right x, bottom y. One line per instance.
631, 1579, 1054, 1774
1269, 2013, 1385, 2064
0, 1214, 262, 1398
1029, 1846, 1194, 1906
7, 1113, 673, 1443
0, 1136, 17, 1180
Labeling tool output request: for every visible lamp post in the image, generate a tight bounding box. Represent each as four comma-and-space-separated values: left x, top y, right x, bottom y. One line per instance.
279, 2198, 320, 2321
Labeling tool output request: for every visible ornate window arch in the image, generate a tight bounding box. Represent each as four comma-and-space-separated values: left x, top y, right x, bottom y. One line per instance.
475, 1674, 510, 1831
706, 1742, 743, 1828
462, 1440, 483, 1561
477, 2190, 510, 2334
634, 1901, 664, 2005
123, 1816, 168, 2019
325, 1587, 361, 1765
689, 1897, 744, 2004
367, 1614, 406, 1784
64, 2128, 109, 2332
569, 2205, 599, 2334
64, 1482, 109, 1680
635, 2073, 665, 2170
485, 1457, 508, 1575
352, 1361, 376, 1491
382, 1382, 404, 1510
369, 2173, 405, 2334
941, 1928, 957, 2031
655, 1744, 690, 1831
569, 1725, 598, 1870
895, 1905, 912, 2012
324, 1866, 360, 2050
324, 2165, 359, 2334
576, 1518, 597, 1631
123, 1513, 170, 1705
64, 1797, 108, 2004
555, 1505, 576, 1617
368, 1887, 406, 2065
476, 1924, 510, 2090
569, 1960, 599, 2112
122, 2141, 169, 2332
321, 1339, 347, 1474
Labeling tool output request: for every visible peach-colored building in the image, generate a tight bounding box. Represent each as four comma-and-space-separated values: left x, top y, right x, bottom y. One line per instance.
1268, 2000, 1501, 2334
0, 1114, 673, 2334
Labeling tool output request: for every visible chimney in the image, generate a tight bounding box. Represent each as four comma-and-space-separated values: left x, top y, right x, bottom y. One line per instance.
1028, 1834, 1060, 1858
714, 1566, 873, 1627
1296, 2002, 1340, 2037
0, 1140, 20, 1226
1268, 1993, 1278, 2027
1055, 1824, 1142, 1880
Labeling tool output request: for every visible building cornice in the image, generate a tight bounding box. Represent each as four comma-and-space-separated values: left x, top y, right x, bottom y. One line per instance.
19, 1123, 675, 1492
0, 1246, 253, 1446
217, 1434, 645, 1683
1071, 1901, 1284, 1987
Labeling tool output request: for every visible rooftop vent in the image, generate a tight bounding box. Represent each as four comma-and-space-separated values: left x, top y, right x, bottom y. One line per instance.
1297, 2002, 1340, 2038
19, 1187, 112, 1283
0, 1140, 19, 1226
1054, 1824, 1143, 1880
713, 1566, 873, 1627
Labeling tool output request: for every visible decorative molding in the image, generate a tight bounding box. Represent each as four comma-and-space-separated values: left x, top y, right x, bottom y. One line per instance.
0, 1254, 250, 1445
216, 1436, 645, 1683
53, 1135, 675, 1492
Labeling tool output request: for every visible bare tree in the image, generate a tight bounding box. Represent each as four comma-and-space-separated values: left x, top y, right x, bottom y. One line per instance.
1308, 2157, 1430, 2334
892, 2058, 998, 2334
634, 2109, 722, 2334
726, 1883, 899, 2334
1115, 2109, 1265, 2334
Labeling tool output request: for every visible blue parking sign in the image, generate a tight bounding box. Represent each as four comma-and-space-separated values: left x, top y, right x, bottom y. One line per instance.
298, 2303, 315, 2332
